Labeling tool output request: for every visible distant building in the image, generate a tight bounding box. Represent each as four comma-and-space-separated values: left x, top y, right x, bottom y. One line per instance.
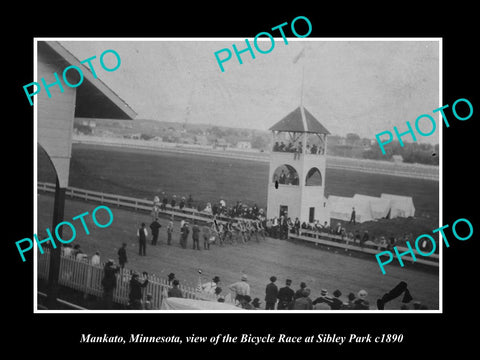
214, 138, 228, 150
236, 141, 252, 149
194, 135, 209, 146
392, 155, 404, 163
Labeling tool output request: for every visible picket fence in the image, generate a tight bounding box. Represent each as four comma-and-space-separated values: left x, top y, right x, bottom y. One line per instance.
37, 249, 221, 309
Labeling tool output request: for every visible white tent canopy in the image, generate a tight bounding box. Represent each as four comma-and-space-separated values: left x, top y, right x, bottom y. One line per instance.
327, 195, 374, 223
381, 193, 415, 218
353, 194, 391, 219
327, 193, 416, 223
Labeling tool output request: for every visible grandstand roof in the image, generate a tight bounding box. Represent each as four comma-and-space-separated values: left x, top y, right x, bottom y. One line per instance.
269, 106, 330, 134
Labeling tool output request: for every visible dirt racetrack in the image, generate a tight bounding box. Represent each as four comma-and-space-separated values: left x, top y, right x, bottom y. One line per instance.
36, 194, 439, 310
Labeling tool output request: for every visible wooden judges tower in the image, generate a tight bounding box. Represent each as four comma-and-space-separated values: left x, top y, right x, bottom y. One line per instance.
267, 106, 330, 224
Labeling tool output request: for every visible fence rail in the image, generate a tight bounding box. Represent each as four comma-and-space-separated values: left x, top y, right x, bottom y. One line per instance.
292, 229, 439, 267
37, 249, 221, 309
38, 181, 251, 226
38, 181, 439, 269
73, 136, 439, 181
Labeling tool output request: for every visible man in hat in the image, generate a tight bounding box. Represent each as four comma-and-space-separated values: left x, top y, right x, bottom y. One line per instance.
292, 288, 313, 310
192, 221, 201, 250
137, 223, 148, 256
330, 289, 344, 310
101, 259, 119, 309
264, 276, 278, 310
353, 289, 370, 310
167, 273, 175, 285
168, 279, 183, 298
180, 222, 190, 249
277, 279, 295, 310
313, 289, 332, 309
167, 218, 174, 245
149, 218, 162, 246
129, 272, 149, 310
349, 207, 356, 225
117, 243, 127, 269
228, 274, 250, 304
294, 282, 307, 300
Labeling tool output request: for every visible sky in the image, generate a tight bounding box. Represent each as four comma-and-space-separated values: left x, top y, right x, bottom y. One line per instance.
59, 38, 440, 143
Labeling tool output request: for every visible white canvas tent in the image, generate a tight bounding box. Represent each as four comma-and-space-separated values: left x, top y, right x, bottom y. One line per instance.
381, 193, 415, 218
353, 194, 391, 219
327, 195, 374, 223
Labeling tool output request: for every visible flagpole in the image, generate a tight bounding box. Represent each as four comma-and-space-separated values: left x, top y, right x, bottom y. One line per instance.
300, 64, 305, 107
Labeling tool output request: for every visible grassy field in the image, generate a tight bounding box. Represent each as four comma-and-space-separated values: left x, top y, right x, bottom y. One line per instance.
38, 143, 439, 221
37, 194, 439, 310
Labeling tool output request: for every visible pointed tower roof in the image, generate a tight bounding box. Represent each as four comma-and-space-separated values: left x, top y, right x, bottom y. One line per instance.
269, 106, 330, 134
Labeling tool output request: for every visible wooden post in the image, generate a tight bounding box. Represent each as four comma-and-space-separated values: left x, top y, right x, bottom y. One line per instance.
46, 177, 66, 309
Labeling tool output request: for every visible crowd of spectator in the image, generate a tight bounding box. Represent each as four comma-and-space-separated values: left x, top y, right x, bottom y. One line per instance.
272, 141, 325, 157
58, 226, 429, 311
201, 274, 427, 311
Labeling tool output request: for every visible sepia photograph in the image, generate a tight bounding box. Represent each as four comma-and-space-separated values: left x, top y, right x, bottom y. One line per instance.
33, 38, 441, 312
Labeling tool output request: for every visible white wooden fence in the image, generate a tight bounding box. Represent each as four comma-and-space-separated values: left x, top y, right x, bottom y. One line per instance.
37, 181, 232, 225
37, 181, 438, 268
37, 249, 219, 309
291, 229, 439, 267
